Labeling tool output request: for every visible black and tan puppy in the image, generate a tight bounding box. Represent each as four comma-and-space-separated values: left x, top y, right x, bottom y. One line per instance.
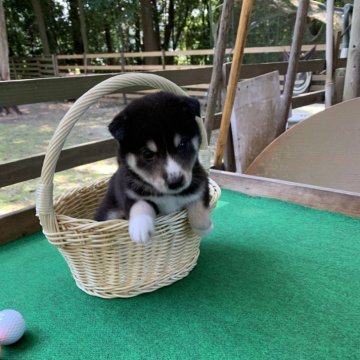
95, 92, 213, 244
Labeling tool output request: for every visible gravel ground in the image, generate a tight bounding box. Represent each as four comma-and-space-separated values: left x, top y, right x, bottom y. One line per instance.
1, 97, 126, 214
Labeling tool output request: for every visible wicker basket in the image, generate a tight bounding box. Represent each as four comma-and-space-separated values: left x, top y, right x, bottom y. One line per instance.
36, 73, 221, 298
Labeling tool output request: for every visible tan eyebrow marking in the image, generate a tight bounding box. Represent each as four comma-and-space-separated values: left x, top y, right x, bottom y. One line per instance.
146, 141, 158, 152
174, 134, 181, 148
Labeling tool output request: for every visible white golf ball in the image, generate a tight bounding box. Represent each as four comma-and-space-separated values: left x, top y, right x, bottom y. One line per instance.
0, 309, 26, 345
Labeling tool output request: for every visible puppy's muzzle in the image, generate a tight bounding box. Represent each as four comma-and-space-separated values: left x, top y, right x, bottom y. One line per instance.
166, 174, 185, 190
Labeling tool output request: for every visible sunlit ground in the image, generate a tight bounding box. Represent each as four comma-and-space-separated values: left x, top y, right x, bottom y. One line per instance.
0, 159, 118, 215
0, 99, 124, 215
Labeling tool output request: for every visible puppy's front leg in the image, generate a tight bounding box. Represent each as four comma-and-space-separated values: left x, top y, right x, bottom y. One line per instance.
187, 200, 213, 236
129, 200, 156, 244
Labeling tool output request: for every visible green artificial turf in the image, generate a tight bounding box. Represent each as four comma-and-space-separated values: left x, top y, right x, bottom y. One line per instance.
1, 189, 360, 360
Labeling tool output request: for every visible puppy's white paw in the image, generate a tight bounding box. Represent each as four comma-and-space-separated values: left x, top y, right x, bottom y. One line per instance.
129, 215, 155, 244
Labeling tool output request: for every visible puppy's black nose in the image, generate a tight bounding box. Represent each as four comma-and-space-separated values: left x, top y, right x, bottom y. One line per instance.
167, 175, 185, 190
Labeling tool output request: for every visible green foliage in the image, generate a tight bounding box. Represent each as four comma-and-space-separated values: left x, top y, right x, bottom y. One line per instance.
4, 0, 69, 56
3, 0, 353, 63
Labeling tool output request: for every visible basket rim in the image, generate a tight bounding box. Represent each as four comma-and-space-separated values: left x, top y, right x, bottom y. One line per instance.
54, 177, 221, 227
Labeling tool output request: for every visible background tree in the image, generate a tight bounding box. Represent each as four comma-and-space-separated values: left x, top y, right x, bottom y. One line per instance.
140, 0, 160, 64
30, 0, 50, 55
78, 0, 89, 53
0, 0, 21, 113
68, 0, 84, 53
2, 0, 353, 64
0, 0, 9, 81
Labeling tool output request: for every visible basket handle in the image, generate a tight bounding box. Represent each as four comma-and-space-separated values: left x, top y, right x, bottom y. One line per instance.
36, 73, 209, 227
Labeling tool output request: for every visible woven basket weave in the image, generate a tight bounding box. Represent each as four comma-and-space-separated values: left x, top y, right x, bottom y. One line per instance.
36, 73, 221, 298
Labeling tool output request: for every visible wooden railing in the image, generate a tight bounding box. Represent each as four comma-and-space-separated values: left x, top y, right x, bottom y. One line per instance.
10, 56, 56, 79
9, 45, 326, 78
0, 57, 345, 244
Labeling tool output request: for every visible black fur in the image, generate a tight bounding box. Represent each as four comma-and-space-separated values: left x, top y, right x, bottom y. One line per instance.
95, 92, 209, 222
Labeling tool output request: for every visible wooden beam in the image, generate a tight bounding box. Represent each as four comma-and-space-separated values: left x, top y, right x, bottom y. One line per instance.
0, 206, 41, 245
291, 90, 325, 108
55, 45, 327, 60
0, 67, 214, 106
343, 0, 360, 100
0, 74, 115, 106
210, 170, 360, 218
1, 59, 347, 107
0, 139, 117, 187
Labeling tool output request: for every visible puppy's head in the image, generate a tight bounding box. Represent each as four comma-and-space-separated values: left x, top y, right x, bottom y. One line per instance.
109, 92, 201, 194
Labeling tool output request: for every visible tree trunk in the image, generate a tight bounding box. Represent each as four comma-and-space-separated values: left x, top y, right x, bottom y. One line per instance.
343, 0, 360, 100
0, 0, 21, 114
30, 0, 51, 55
68, 0, 84, 53
140, 0, 160, 64
0, 0, 9, 81
77, 0, 88, 54
163, 0, 174, 50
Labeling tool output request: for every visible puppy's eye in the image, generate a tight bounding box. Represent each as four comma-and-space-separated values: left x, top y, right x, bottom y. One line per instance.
177, 140, 188, 151
142, 149, 155, 161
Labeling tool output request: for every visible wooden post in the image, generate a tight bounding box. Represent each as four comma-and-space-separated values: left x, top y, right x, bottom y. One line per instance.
161, 49, 166, 70
204, 0, 235, 143
343, 0, 360, 101
120, 51, 127, 104
10, 57, 17, 79
213, 0, 254, 169
36, 58, 41, 77
277, 0, 309, 135
52, 54, 59, 76
83, 53, 88, 75
325, 0, 334, 108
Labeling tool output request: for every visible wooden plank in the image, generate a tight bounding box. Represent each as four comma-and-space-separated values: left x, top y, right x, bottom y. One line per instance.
58, 64, 206, 71
57, 54, 85, 59
243, 44, 326, 54
245, 97, 360, 193
0, 206, 41, 245
0, 139, 117, 187
0, 68, 214, 106
84, 53, 123, 59
0, 74, 114, 106
291, 90, 325, 108
239, 58, 346, 80
54, 45, 327, 62
312, 74, 327, 81
230, 71, 281, 173
2, 60, 347, 107
122, 51, 162, 58
309, 85, 325, 91
210, 170, 360, 218
239, 59, 324, 79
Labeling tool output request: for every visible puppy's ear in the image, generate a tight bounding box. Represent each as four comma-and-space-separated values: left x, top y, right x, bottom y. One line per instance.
109, 112, 127, 141
182, 97, 201, 117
